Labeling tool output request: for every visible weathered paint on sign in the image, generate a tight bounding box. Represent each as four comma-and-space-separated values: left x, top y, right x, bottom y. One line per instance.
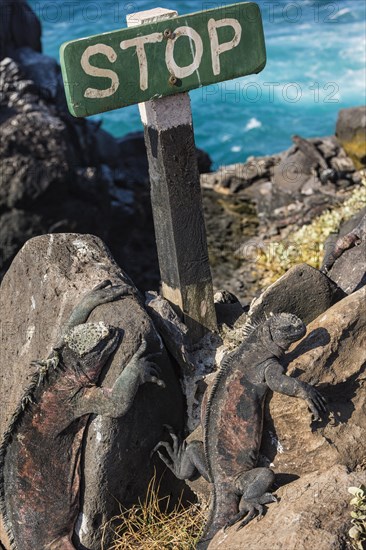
60, 3, 266, 117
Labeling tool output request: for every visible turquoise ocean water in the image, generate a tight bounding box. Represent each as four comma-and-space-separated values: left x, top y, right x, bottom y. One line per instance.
28, 0, 366, 167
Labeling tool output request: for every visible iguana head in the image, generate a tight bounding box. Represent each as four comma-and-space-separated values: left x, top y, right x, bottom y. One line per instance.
267, 313, 306, 350
63, 321, 120, 381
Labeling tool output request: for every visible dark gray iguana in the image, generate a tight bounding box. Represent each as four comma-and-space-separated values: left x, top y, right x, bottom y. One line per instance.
153, 313, 327, 549
0, 280, 165, 550
321, 212, 366, 273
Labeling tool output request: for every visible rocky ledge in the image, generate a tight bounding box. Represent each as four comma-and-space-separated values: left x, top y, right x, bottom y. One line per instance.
1, 212, 365, 550
202, 119, 365, 302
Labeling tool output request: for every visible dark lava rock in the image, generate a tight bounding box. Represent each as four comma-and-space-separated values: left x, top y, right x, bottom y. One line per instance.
199, 129, 363, 306
248, 263, 345, 325
0, 56, 160, 291
201, 133, 359, 252
0, 93, 71, 210
0, 209, 43, 274
328, 241, 366, 295
12, 47, 62, 102
0, 0, 41, 60
273, 148, 314, 193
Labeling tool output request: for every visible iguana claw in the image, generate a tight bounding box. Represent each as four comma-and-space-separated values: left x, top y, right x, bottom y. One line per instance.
21, 394, 35, 410
31, 351, 61, 386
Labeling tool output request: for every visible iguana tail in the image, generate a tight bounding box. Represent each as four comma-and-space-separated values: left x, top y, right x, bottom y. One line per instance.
198, 487, 238, 549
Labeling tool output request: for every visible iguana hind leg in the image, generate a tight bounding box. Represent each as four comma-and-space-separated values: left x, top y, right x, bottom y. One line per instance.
152, 426, 210, 482
226, 467, 277, 530
63, 280, 133, 334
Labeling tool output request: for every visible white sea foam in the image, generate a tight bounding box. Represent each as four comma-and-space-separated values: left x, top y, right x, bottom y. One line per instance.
245, 118, 262, 132
330, 8, 353, 20
33, 0, 366, 168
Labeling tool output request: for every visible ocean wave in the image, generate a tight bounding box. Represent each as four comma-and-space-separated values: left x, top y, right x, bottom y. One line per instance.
31, 0, 366, 166
245, 118, 263, 132
328, 8, 355, 21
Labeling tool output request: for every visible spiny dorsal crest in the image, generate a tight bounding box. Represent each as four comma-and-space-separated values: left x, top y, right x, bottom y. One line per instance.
64, 322, 109, 356
203, 347, 238, 480
244, 312, 304, 337
204, 315, 268, 436
242, 315, 265, 338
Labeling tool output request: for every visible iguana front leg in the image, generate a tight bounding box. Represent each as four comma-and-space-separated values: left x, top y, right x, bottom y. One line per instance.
75, 340, 165, 418
265, 360, 327, 420
152, 426, 210, 482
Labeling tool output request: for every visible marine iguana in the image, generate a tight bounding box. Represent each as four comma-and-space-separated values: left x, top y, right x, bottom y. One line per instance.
153, 313, 327, 549
0, 280, 165, 550
321, 212, 366, 273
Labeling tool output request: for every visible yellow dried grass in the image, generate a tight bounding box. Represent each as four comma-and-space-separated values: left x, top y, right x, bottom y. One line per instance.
102, 472, 206, 550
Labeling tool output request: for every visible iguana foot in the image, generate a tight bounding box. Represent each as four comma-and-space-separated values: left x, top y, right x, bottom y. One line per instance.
224, 492, 277, 532
31, 351, 60, 369
237, 493, 277, 530
151, 427, 190, 479
223, 467, 277, 530
88, 279, 134, 301
223, 504, 260, 531
20, 394, 35, 410
129, 339, 165, 388
298, 382, 328, 421
236, 502, 263, 530
151, 426, 209, 481
31, 351, 61, 385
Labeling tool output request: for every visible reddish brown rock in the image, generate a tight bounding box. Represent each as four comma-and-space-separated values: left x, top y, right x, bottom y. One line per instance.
209, 465, 366, 550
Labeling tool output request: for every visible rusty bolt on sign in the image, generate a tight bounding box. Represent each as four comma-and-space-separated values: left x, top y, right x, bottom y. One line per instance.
163, 28, 175, 39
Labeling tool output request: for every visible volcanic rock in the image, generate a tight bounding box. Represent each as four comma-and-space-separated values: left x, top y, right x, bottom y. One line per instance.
248, 263, 345, 325
210, 465, 366, 550
0, 233, 186, 550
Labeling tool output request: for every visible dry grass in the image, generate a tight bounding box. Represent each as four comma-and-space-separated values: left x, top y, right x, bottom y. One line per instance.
102, 473, 206, 550
256, 177, 366, 286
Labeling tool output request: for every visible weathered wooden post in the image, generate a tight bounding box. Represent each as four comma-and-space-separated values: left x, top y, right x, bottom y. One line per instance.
127, 8, 216, 340
60, 2, 266, 341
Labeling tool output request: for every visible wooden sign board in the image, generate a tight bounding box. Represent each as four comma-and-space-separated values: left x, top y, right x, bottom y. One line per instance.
60, 2, 266, 117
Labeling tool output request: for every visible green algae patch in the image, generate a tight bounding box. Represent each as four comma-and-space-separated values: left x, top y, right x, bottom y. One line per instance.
256, 178, 366, 286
